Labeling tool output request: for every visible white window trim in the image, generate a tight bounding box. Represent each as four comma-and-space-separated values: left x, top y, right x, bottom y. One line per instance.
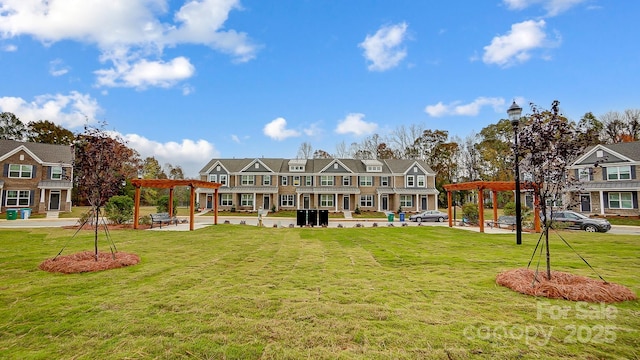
359, 176, 373, 186
320, 194, 334, 207
241, 194, 254, 206
406, 175, 415, 187
6, 190, 30, 206
220, 193, 233, 206
359, 195, 374, 207
607, 166, 631, 181
9, 164, 33, 179
241, 175, 255, 186
320, 175, 334, 186
608, 192, 633, 209
417, 175, 425, 187
51, 166, 63, 180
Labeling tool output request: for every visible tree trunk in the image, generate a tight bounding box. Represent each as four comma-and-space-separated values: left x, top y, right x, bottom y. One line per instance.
545, 227, 551, 279
94, 206, 99, 261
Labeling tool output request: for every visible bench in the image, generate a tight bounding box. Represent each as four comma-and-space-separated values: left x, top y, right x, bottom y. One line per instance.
150, 212, 178, 229
487, 215, 517, 231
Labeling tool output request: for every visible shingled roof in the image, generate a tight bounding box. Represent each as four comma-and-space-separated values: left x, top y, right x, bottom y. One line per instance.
0, 139, 74, 164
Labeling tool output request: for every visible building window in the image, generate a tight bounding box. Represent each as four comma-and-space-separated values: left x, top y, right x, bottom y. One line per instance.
51, 166, 63, 180
400, 195, 412, 207
417, 175, 425, 187
305, 176, 312, 186
359, 176, 373, 186
293, 176, 301, 186
289, 165, 304, 172
406, 175, 415, 187
320, 176, 334, 186
241, 175, 255, 185
578, 168, 590, 182
220, 194, 233, 206
263, 175, 271, 186
320, 194, 334, 207
359, 195, 374, 207
280, 194, 295, 207
281, 176, 288, 186
607, 166, 631, 180
9, 164, 33, 178
255, 163, 260, 169
608, 192, 633, 209
366, 165, 382, 172
6, 190, 30, 206
381, 176, 389, 187
343, 176, 350, 186
208, 174, 217, 182
220, 174, 228, 186
241, 194, 254, 206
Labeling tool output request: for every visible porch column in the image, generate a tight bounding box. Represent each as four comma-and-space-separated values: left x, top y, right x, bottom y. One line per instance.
253, 192, 257, 211
40, 188, 46, 203
599, 191, 605, 215
214, 188, 218, 225
335, 193, 338, 212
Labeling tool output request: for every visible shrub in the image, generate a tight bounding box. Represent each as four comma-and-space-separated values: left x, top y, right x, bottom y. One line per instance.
156, 195, 178, 216
462, 202, 479, 224
104, 195, 134, 224
139, 215, 151, 225
503, 201, 531, 219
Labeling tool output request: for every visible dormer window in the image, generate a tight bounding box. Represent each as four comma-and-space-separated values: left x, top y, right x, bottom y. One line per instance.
289, 165, 305, 172
366, 165, 382, 172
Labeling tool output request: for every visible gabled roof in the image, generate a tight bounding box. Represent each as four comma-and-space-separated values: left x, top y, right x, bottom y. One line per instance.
0, 139, 73, 164
571, 142, 640, 167
383, 159, 435, 175
200, 158, 286, 174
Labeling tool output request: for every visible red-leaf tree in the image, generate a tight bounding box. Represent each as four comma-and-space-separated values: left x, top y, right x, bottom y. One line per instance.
517, 100, 588, 279
74, 123, 140, 260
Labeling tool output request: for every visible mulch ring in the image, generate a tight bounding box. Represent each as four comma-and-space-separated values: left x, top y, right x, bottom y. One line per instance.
496, 268, 637, 303
39, 251, 141, 274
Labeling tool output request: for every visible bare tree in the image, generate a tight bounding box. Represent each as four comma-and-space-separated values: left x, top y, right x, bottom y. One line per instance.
334, 141, 352, 158
296, 142, 313, 159
388, 124, 423, 159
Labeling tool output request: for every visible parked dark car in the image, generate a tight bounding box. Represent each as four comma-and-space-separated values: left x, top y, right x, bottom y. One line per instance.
546, 210, 611, 232
409, 210, 448, 222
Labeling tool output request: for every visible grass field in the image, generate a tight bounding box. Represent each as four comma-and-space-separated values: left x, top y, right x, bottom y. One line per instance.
0, 225, 638, 359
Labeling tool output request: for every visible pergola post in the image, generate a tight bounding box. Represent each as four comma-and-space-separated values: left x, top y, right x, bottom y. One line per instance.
447, 190, 453, 228
133, 185, 141, 230
214, 188, 219, 225
478, 190, 485, 233
492, 190, 498, 228
168, 187, 174, 217
189, 186, 195, 231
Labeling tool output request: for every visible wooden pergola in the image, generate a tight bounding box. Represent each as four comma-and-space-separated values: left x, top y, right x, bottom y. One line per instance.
443, 181, 541, 233
130, 179, 221, 231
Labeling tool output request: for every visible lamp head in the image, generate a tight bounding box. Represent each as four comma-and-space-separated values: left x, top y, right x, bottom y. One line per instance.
507, 101, 522, 127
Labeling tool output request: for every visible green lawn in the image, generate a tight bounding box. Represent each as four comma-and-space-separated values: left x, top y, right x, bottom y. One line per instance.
0, 226, 638, 359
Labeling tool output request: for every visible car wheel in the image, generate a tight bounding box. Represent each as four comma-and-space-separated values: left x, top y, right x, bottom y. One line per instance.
416, 217, 422, 223
584, 225, 598, 232
437, 217, 444, 222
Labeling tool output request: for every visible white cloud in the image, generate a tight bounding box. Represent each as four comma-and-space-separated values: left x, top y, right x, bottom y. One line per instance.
95, 56, 195, 89
425, 97, 506, 117
482, 20, 554, 67
263, 117, 301, 141
303, 122, 323, 137
49, 59, 69, 76
0, 92, 101, 128
0, 0, 257, 88
359, 22, 408, 71
120, 133, 220, 178
335, 113, 378, 136
2, 44, 17, 52
503, 0, 587, 16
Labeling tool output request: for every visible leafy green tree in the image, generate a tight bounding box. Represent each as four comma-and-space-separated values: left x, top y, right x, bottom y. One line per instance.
104, 195, 134, 225
475, 119, 515, 181
156, 195, 178, 216
27, 120, 75, 145
0, 112, 27, 140
576, 112, 603, 146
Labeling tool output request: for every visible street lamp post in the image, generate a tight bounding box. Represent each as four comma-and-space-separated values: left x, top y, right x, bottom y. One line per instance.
508, 101, 523, 245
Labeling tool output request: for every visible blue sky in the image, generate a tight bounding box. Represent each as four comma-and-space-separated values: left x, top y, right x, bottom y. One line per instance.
1, 0, 638, 177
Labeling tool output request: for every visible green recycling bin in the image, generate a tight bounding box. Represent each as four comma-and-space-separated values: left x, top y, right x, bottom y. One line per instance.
6, 209, 18, 220
387, 213, 394, 222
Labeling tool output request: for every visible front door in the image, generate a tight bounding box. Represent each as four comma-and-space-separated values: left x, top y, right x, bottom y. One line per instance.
580, 194, 591, 212
421, 196, 427, 211
49, 191, 60, 211
303, 195, 310, 209
382, 195, 388, 211
206, 195, 213, 209
343, 196, 349, 211
263, 195, 270, 210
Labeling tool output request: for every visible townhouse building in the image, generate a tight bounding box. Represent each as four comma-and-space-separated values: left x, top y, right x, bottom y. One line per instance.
197, 158, 438, 213
1, 139, 74, 213
568, 141, 640, 216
